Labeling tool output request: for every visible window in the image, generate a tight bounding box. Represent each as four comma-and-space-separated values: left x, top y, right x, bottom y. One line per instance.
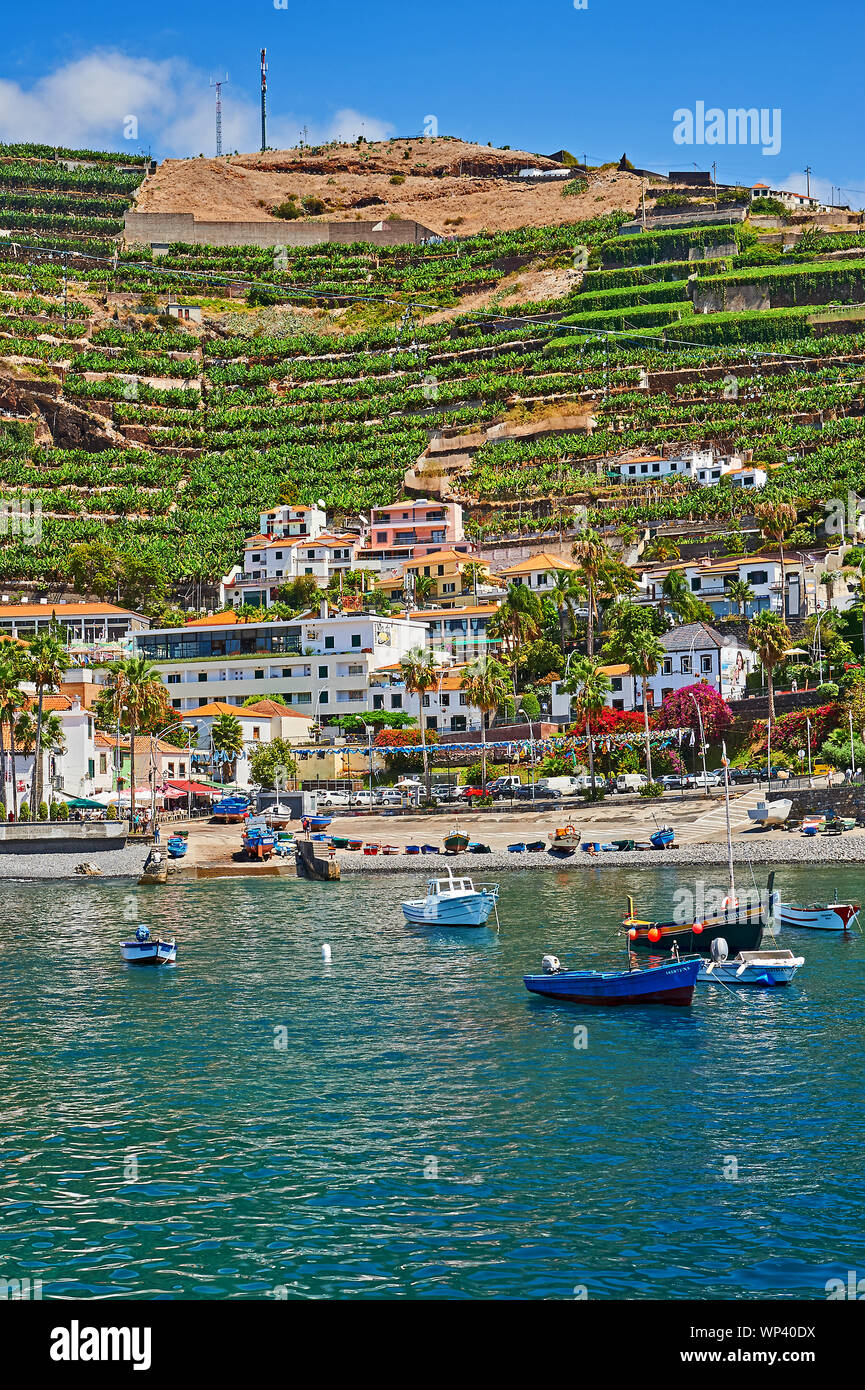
295, 692, 312, 705
391, 694, 402, 709
167, 763, 175, 777
304, 568, 313, 576
437, 565, 444, 576
422, 694, 430, 708
663, 658, 672, 674
197, 672, 207, 682
701, 655, 713, 673
167, 673, 180, 685
348, 664, 364, 676
691, 577, 702, 591
611, 677, 623, 692
255, 669, 264, 680
681, 656, 692, 674
747, 571, 768, 586
460, 694, 468, 706
252, 727, 261, 740
198, 698, 208, 706
351, 634, 361, 648
318, 665, 328, 679
373, 694, 384, 710
179, 764, 187, 777
319, 691, 328, 704
442, 583, 456, 594
172, 698, 181, 708
282, 668, 292, 678
440, 693, 450, 707
99, 754, 107, 774
87, 759, 95, 779
325, 636, 334, 650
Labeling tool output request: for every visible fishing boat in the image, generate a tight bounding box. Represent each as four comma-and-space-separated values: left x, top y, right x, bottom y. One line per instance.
120, 924, 177, 966
548, 824, 581, 852
212, 796, 250, 823
698, 936, 804, 987
346, 838, 364, 851
382, 844, 401, 855
421, 844, 439, 854
468, 842, 491, 854
404, 844, 421, 855
650, 825, 675, 850
265, 803, 293, 829
523, 953, 699, 1007
778, 899, 860, 932
747, 798, 792, 828
242, 826, 275, 860
363, 843, 381, 856
443, 829, 469, 854
330, 834, 349, 849
166, 835, 187, 859
625, 744, 775, 956
526, 840, 546, 852
508, 842, 526, 853
307, 815, 332, 832
401, 869, 499, 927
609, 838, 636, 851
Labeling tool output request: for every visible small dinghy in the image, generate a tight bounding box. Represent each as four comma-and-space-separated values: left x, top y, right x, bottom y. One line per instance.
265, 803, 293, 829
346, 838, 364, 851
650, 824, 675, 850
421, 844, 439, 854
524, 953, 699, 1006
468, 842, 491, 854
697, 936, 804, 987
748, 798, 792, 828
548, 824, 580, 852
402, 868, 499, 927
382, 844, 401, 855
526, 840, 546, 852
404, 844, 421, 855
508, 842, 526, 853
121, 924, 177, 966
778, 900, 860, 932
362, 842, 381, 856
307, 815, 333, 832
166, 835, 187, 859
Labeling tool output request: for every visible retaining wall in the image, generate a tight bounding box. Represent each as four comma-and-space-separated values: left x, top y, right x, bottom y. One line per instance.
125, 212, 438, 249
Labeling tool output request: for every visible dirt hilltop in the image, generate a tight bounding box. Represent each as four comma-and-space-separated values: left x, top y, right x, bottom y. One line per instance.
133, 138, 643, 237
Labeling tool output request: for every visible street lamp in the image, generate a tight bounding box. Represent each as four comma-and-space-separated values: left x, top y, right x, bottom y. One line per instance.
517, 703, 536, 804
151, 718, 189, 829
686, 690, 710, 796
361, 720, 375, 802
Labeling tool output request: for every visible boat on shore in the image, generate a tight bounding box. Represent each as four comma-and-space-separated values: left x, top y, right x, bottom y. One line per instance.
650, 825, 675, 850
444, 829, 469, 854
166, 835, 187, 859
402, 868, 499, 927
748, 798, 792, 828
548, 824, 580, 852
121, 924, 177, 966
212, 796, 251, 823
508, 842, 526, 853
778, 900, 860, 931
524, 953, 699, 1006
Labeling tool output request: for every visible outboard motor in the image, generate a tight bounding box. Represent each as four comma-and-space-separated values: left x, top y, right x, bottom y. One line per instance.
542, 954, 561, 974
711, 937, 729, 963
135, 924, 151, 943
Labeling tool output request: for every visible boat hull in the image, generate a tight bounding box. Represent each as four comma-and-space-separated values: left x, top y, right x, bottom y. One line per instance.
121, 940, 177, 965
778, 902, 859, 931
402, 892, 496, 926
444, 835, 469, 854
524, 958, 699, 1006
698, 953, 802, 986
626, 907, 765, 956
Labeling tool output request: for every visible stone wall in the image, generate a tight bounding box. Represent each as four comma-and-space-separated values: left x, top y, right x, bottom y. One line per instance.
125, 211, 437, 249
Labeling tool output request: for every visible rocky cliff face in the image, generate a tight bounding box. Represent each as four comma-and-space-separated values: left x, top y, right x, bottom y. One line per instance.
0, 376, 132, 451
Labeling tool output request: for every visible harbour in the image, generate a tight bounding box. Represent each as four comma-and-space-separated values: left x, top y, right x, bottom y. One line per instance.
1, 863, 862, 1300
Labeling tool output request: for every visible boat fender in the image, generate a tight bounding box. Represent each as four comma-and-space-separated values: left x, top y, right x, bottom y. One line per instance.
322, 943, 332, 963
542, 954, 561, 974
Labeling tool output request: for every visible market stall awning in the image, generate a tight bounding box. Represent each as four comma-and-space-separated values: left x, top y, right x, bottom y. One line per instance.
164, 780, 219, 798
62, 795, 108, 809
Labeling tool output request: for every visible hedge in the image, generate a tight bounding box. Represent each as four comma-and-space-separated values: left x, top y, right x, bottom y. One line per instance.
599, 224, 749, 268
582, 259, 730, 290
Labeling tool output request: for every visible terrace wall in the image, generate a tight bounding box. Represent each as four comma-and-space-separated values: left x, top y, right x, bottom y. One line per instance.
124, 212, 438, 248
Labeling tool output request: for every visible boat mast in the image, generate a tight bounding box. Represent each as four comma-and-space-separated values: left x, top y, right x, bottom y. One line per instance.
722, 740, 735, 904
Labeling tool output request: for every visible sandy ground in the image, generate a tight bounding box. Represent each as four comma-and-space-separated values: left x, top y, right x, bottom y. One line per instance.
134, 141, 642, 238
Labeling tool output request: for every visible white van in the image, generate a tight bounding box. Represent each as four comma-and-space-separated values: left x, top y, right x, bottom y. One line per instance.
535, 776, 583, 796
615, 773, 648, 793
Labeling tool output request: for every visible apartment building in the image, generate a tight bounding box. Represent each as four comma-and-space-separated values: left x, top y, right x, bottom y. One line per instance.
0, 601, 147, 644
134, 609, 429, 718
615, 449, 764, 488
180, 699, 315, 789
369, 663, 485, 732
498, 552, 584, 592
641, 551, 847, 621
354, 499, 467, 569
377, 549, 496, 607
409, 603, 503, 660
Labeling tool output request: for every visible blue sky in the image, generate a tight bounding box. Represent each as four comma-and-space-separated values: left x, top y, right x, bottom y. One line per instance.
1, 0, 862, 204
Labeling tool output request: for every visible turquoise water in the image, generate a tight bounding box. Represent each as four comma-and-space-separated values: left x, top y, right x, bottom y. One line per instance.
1, 864, 863, 1300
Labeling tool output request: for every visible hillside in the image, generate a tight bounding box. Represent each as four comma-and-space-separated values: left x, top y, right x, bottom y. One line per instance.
133, 139, 643, 237
2, 144, 865, 604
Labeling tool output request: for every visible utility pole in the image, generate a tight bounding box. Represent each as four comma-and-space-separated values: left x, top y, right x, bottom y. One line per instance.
805, 165, 812, 198
210, 75, 229, 157
711, 160, 717, 212
640, 180, 646, 229
260, 48, 267, 153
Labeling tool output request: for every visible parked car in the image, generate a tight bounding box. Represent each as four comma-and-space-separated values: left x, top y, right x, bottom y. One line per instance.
615, 773, 648, 793
659, 774, 686, 789
376, 789, 407, 806
515, 782, 561, 800
350, 791, 376, 807
314, 790, 351, 807
535, 775, 583, 796
690, 772, 721, 789
487, 776, 523, 799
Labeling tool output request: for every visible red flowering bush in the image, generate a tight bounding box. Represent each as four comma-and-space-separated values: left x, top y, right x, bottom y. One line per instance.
749, 703, 840, 755
655, 683, 733, 740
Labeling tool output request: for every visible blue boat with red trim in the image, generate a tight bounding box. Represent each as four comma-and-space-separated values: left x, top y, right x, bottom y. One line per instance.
523, 953, 699, 1006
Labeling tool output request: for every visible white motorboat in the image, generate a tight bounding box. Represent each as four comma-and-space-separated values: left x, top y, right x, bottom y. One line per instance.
698, 943, 804, 987
778, 900, 860, 932
264, 803, 293, 828
120, 924, 177, 965
747, 798, 792, 827
401, 869, 499, 927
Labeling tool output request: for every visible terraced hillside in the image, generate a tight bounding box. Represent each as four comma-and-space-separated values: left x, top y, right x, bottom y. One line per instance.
2, 147, 865, 596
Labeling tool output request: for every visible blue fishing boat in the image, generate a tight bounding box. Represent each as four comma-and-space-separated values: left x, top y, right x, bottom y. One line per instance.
508, 842, 526, 853
523, 954, 699, 1006
468, 842, 491, 854
526, 840, 546, 852
422, 844, 439, 854
405, 844, 421, 855
166, 835, 187, 859
120, 924, 177, 966
212, 796, 250, 823
307, 815, 332, 831
650, 824, 675, 849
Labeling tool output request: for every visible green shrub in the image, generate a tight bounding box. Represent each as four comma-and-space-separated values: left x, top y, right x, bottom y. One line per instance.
639, 782, 664, 798
815, 683, 840, 700
38, 801, 49, 821
271, 200, 302, 220
19, 801, 30, 821
301, 195, 326, 214
389, 174, 406, 186
106, 803, 118, 820
49, 800, 60, 820
57, 801, 69, 820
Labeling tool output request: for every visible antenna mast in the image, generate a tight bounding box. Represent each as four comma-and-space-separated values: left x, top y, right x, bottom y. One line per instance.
260, 48, 267, 152
210, 74, 229, 157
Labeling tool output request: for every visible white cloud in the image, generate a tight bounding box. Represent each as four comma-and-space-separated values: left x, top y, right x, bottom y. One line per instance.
0, 51, 393, 157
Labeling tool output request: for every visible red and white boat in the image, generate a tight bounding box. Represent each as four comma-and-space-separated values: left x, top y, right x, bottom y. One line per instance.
778, 900, 860, 932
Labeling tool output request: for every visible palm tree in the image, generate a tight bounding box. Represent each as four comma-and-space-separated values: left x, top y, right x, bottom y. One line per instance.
660, 568, 695, 623
644, 536, 681, 563
211, 713, 245, 783
726, 577, 755, 618
564, 656, 612, 797
24, 628, 69, 811
748, 610, 792, 721
399, 646, 438, 797
493, 583, 544, 654
605, 620, 666, 783
412, 573, 436, 606
549, 570, 585, 652
460, 656, 510, 790
0, 644, 27, 818
103, 656, 168, 825
571, 530, 610, 656
754, 501, 797, 615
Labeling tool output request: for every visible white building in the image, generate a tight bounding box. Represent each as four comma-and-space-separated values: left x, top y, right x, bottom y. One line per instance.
616, 449, 764, 488
641, 551, 846, 621
751, 183, 824, 212
134, 607, 431, 720
550, 622, 756, 717
3, 693, 100, 804
180, 699, 315, 789
369, 663, 486, 733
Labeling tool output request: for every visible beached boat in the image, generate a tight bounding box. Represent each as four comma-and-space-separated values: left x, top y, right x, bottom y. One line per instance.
362, 843, 380, 855
698, 938, 804, 987
548, 824, 581, 852
264, 803, 293, 829
405, 844, 421, 855
468, 842, 491, 854
523, 953, 699, 1006
778, 900, 860, 931
166, 835, 187, 859
444, 829, 469, 854
402, 869, 499, 927
330, 835, 349, 849
382, 844, 401, 855
212, 796, 251, 823
650, 825, 675, 849
747, 798, 792, 828
242, 826, 275, 860
421, 844, 439, 854
346, 838, 364, 851
120, 924, 177, 966
307, 815, 332, 832
526, 840, 546, 852
508, 842, 526, 853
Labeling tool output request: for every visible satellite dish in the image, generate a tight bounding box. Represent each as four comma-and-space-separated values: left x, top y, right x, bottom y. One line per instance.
710, 937, 729, 963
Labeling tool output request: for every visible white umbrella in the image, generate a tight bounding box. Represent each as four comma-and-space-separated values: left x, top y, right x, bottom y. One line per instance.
395, 778, 424, 789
